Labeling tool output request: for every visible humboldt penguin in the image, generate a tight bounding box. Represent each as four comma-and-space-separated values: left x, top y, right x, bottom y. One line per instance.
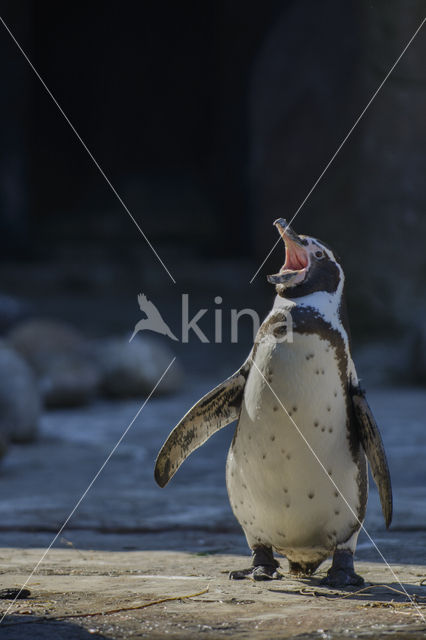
155, 219, 392, 586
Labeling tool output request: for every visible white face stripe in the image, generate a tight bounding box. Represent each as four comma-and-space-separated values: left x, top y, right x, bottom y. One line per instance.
302, 236, 338, 262
296, 236, 346, 302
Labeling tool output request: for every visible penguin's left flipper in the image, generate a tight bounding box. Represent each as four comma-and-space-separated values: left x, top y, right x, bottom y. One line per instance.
155, 360, 250, 488
351, 385, 393, 528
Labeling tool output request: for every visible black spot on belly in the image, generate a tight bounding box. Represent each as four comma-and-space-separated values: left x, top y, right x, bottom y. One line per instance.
308, 492, 315, 499
321, 427, 325, 432
334, 509, 340, 516
321, 369, 325, 375
315, 369, 320, 375
286, 453, 291, 460
242, 483, 247, 489
270, 435, 275, 442
281, 448, 285, 454
283, 487, 288, 493
328, 427, 333, 433
334, 490, 339, 498
292, 406, 298, 412
334, 391, 338, 397
286, 503, 290, 508
314, 421, 319, 427
262, 453, 267, 459
328, 469, 333, 476
327, 406, 331, 412
273, 406, 278, 412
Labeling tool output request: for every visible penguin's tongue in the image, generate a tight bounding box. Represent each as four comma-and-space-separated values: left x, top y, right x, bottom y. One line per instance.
281, 236, 308, 273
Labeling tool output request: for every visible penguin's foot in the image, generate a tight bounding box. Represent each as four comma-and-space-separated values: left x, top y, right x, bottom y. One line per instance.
320, 567, 364, 587
229, 545, 281, 581
320, 548, 364, 588
229, 565, 281, 581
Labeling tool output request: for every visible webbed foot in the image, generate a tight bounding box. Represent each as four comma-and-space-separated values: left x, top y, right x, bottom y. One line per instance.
320, 568, 364, 587
229, 564, 281, 580
320, 548, 364, 587
229, 545, 281, 581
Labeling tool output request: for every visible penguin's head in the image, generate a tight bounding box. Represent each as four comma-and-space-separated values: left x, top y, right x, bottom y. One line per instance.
267, 218, 343, 298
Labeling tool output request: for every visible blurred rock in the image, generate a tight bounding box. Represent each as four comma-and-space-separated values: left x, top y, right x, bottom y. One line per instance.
8, 319, 100, 407
0, 341, 41, 443
96, 334, 183, 398
0, 293, 30, 334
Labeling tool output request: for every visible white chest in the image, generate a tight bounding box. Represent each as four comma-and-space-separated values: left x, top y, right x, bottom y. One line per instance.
226, 331, 363, 558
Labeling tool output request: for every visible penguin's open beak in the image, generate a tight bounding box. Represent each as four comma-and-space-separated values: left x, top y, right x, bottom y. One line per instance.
267, 219, 309, 285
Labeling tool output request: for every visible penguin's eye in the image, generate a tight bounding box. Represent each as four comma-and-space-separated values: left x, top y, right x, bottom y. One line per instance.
314, 250, 325, 259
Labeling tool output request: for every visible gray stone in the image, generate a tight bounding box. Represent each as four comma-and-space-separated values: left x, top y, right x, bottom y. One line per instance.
7, 319, 100, 407
0, 342, 41, 444
96, 334, 183, 398
0, 293, 30, 334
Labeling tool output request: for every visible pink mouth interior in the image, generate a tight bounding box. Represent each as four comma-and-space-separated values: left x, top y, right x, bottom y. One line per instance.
282, 239, 308, 272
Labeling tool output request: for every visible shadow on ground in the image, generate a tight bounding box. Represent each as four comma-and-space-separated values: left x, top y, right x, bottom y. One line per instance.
0, 615, 113, 639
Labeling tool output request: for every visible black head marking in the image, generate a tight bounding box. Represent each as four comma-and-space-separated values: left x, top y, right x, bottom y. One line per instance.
282, 254, 341, 298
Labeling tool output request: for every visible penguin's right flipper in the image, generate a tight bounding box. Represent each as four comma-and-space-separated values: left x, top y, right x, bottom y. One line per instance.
351, 385, 393, 528
154, 360, 250, 487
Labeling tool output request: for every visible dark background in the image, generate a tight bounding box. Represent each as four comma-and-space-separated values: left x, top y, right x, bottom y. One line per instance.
1, 0, 426, 380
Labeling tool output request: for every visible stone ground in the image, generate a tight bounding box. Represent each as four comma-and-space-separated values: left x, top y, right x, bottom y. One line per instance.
0, 382, 425, 638
0, 549, 426, 640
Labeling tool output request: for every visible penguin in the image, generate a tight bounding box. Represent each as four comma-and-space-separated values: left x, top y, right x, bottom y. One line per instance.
155, 219, 392, 587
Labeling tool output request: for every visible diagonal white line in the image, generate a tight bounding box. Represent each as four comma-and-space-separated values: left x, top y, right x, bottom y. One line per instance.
0, 15, 176, 284
250, 359, 425, 621
0, 357, 176, 624
249, 15, 426, 284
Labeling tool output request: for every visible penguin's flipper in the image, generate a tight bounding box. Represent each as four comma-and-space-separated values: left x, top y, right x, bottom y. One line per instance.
351, 385, 393, 528
155, 361, 250, 488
